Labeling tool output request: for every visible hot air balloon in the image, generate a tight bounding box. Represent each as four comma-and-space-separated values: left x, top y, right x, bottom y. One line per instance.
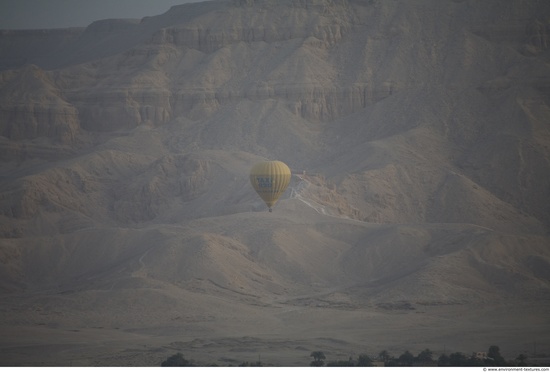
249, 160, 291, 212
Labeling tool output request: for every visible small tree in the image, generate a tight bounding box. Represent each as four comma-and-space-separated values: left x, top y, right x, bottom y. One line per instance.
398, 350, 415, 366
161, 352, 192, 367
449, 352, 468, 366
417, 348, 434, 364
378, 350, 392, 365
310, 351, 326, 366
515, 353, 528, 366
356, 353, 373, 366
488, 345, 506, 366
438, 353, 450, 366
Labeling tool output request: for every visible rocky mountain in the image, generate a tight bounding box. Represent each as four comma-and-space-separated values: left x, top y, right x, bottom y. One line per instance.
1, 0, 549, 366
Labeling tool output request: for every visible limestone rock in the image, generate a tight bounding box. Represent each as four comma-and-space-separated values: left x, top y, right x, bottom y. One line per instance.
0, 65, 79, 142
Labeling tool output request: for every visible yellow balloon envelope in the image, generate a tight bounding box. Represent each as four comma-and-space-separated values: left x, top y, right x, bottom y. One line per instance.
250, 160, 291, 211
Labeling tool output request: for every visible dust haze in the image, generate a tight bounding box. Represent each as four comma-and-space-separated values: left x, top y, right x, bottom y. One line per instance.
1, 0, 549, 366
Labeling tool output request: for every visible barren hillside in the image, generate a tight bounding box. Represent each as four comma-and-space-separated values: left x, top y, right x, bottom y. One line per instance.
1, 0, 549, 366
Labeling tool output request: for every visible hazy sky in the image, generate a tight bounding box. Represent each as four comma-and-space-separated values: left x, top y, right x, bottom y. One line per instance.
0, 0, 203, 30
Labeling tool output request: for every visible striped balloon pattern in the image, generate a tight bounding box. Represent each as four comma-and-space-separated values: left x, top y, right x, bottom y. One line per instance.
249, 160, 291, 212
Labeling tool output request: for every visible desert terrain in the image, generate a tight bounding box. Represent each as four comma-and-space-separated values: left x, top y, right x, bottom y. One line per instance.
0, 0, 549, 366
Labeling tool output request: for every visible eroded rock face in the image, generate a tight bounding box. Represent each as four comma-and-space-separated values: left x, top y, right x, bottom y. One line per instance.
0, 65, 79, 142
1, 0, 549, 229
7, 0, 549, 137
112, 154, 212, 223
0, 0, 401, 138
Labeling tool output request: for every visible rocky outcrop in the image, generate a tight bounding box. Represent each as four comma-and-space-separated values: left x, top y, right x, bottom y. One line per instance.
523, 18, 550, 55
0, 0, 398, 134
113, 154, 212, 223
0, 65, 79, 142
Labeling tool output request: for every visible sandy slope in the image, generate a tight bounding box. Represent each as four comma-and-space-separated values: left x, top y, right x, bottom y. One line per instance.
1, 199, 549, 365
1, 0, 550, 366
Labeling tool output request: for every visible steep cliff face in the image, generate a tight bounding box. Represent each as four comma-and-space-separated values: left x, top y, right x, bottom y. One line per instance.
1, 0, 549, 229
4, 0, 548, 129
0, 0, 398, 137
0, 65, 79, 142
2, 0, 545, 131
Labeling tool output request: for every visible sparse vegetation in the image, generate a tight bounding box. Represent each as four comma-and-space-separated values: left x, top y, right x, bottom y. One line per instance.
238, 360, 264, 367
516, 353, 528, 366
416, 348, 434, 364
160, 344, 538, 367
437, 345, 516, 367
397, 350, 415, 366
487, 345, 507, 366
310, 351, 326, 366
160, 352, 192, 367
326, 359, 355, 366
321, 345, 521, 367
378, 349, 391, 364
356, 353, 374, 367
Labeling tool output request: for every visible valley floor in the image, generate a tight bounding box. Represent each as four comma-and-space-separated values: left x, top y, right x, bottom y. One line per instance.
1, 291, 549, 366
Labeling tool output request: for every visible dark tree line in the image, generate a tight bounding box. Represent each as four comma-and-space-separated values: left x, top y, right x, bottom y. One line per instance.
160, 344, 532, 367
160, 352, 192, 367
437, 345, 508, 367
307, 345, 524, 367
